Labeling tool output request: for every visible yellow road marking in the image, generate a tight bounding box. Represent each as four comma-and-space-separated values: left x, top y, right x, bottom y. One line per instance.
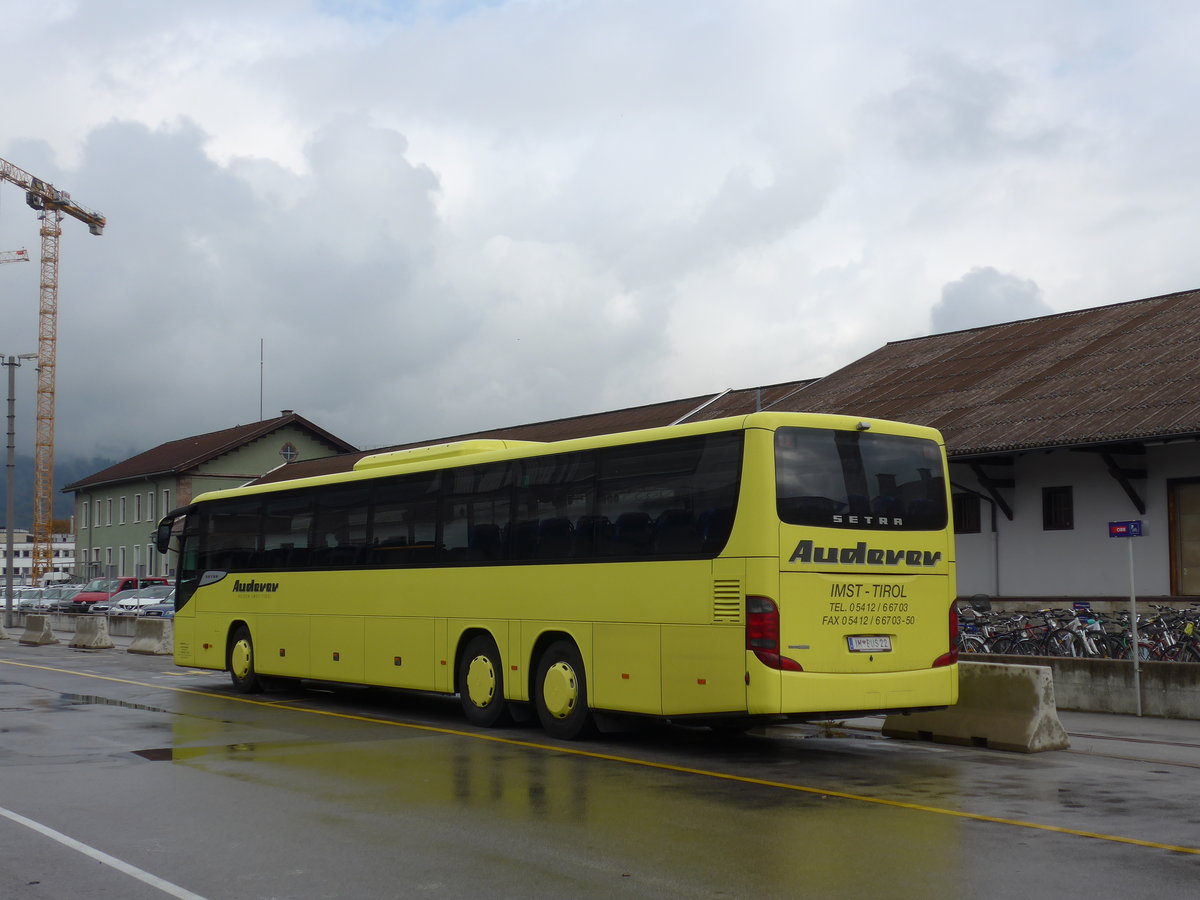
4, 656, 1198, 857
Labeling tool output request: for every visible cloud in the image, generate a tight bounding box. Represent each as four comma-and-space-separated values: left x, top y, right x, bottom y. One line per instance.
6, 117, 697, 457
4, 1, 1200, 468
931, 267, 1052, 333
879, 53, 1063, 162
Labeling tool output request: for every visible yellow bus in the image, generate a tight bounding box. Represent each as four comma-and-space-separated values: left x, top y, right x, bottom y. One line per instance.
154, 412, 958, 739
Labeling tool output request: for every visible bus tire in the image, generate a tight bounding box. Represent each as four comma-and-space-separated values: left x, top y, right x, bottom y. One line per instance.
534, 639, 593, 740
458, 634, 510, 727
228, 625, 264, 694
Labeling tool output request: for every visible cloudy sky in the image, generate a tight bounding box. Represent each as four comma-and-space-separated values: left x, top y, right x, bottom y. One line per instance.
2, 0, 1198, 463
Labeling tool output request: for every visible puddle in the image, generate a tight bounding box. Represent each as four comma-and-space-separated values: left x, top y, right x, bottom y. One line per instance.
56, 692, 175, 715
131, 740, 318, 762
132, 747, 176, 761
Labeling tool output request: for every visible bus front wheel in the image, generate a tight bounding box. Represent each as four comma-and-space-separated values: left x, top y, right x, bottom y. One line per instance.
534, 640, 593, 740
458, 634, 510, 727
228, 625, 264, 694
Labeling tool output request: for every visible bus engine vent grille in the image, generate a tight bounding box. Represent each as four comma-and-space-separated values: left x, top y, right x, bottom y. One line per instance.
712, 579, 743, 623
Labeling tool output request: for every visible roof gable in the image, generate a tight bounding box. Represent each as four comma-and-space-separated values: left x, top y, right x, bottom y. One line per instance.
62, 412, 358, 492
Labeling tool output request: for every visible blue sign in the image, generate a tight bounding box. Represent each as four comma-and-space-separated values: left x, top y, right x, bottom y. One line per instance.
1108, 520, 1143, 538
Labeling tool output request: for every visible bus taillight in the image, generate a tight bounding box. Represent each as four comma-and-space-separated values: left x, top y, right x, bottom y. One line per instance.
933, 601, 958, 668
746, 595, 803, 672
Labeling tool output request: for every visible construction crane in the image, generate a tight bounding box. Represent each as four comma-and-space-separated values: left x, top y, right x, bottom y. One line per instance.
1, 248, 30, 265
0, 157, 105, 582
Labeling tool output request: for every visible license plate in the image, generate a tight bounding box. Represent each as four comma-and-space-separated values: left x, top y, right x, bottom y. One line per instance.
847, 635, 892, 653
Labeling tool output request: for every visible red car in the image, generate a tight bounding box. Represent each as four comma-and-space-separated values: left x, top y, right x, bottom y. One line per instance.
70, 576, 169, 609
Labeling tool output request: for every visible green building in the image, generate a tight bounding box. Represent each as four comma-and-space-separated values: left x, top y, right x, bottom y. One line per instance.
62, 411, 355, 580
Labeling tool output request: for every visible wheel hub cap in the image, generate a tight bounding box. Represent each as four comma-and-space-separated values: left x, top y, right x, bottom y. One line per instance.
542, 662, 577, 719
231, 641, 252, 679
466, 655, 496, 708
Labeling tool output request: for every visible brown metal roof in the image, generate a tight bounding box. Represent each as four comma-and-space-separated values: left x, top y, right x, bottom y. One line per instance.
251, 380, 816, 485
769, 288, 1200, 455
62, 412, 359, 492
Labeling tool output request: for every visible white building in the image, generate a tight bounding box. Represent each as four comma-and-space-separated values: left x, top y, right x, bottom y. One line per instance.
0, 531, 76, 586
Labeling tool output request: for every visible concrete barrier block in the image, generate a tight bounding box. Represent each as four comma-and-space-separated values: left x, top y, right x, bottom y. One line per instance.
69, 615, 115, 650
883, 661, 1070, 753
18, 614, 59, 646
127, 618, 174, 656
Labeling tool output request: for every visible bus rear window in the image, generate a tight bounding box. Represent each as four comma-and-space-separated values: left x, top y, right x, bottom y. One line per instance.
775, 427, 947, 531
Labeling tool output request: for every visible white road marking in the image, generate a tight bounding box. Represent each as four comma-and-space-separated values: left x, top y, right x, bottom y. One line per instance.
0, 805, 208, 900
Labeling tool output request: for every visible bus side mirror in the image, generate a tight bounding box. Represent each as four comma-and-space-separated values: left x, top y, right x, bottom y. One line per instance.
154, 522, 173, 554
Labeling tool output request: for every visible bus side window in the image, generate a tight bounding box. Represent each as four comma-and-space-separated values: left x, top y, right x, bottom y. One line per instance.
369, 472, 440, 567
263, 494, 314, 569
595, 432, 742, 559
313, 485, 371, 567
200, 499, 264, 571
653, 509, 695, 553
516, 453, 595, 561
443, 463, 513, 562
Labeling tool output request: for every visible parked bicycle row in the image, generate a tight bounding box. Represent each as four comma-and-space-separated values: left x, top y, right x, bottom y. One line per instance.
956, 602, 1200, 662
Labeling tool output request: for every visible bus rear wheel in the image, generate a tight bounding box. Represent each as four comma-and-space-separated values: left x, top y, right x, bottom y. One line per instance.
458, 634, 510, 727
228, 625, 263, 694
534, 640, 593, 740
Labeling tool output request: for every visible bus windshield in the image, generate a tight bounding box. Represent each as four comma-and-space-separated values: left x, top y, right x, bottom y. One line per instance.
775, 426, 947, 531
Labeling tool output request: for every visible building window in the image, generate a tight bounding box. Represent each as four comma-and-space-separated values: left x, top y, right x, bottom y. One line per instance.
1042, 486, 1074, 531
162, 489, 171, 513
952, 492, 982, 534
81, 503, 89, 529
94, 500, 101, 527
106, 499, 113, 526
119, 497, 127, 525
147, 490, 155, 523
134, 494, 142, 523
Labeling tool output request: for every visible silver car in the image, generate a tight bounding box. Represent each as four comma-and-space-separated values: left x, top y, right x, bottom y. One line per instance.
110, 584, 175, 615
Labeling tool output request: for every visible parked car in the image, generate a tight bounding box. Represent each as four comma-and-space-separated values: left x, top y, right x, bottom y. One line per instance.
90, 588, 137, 615
69, 576, 169, 610
44, 585, 85, 613
137, 597, 176, 618
14, 588, 44, 611
106, 585, 175, 615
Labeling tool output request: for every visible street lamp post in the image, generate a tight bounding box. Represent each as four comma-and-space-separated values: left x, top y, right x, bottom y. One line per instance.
4, 353, 37, 630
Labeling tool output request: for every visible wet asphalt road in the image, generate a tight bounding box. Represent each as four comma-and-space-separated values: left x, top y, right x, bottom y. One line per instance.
1, 635, 1198, 899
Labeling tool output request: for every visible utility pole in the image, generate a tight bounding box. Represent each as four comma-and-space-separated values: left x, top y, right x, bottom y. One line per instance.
3, 353, 37, 629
